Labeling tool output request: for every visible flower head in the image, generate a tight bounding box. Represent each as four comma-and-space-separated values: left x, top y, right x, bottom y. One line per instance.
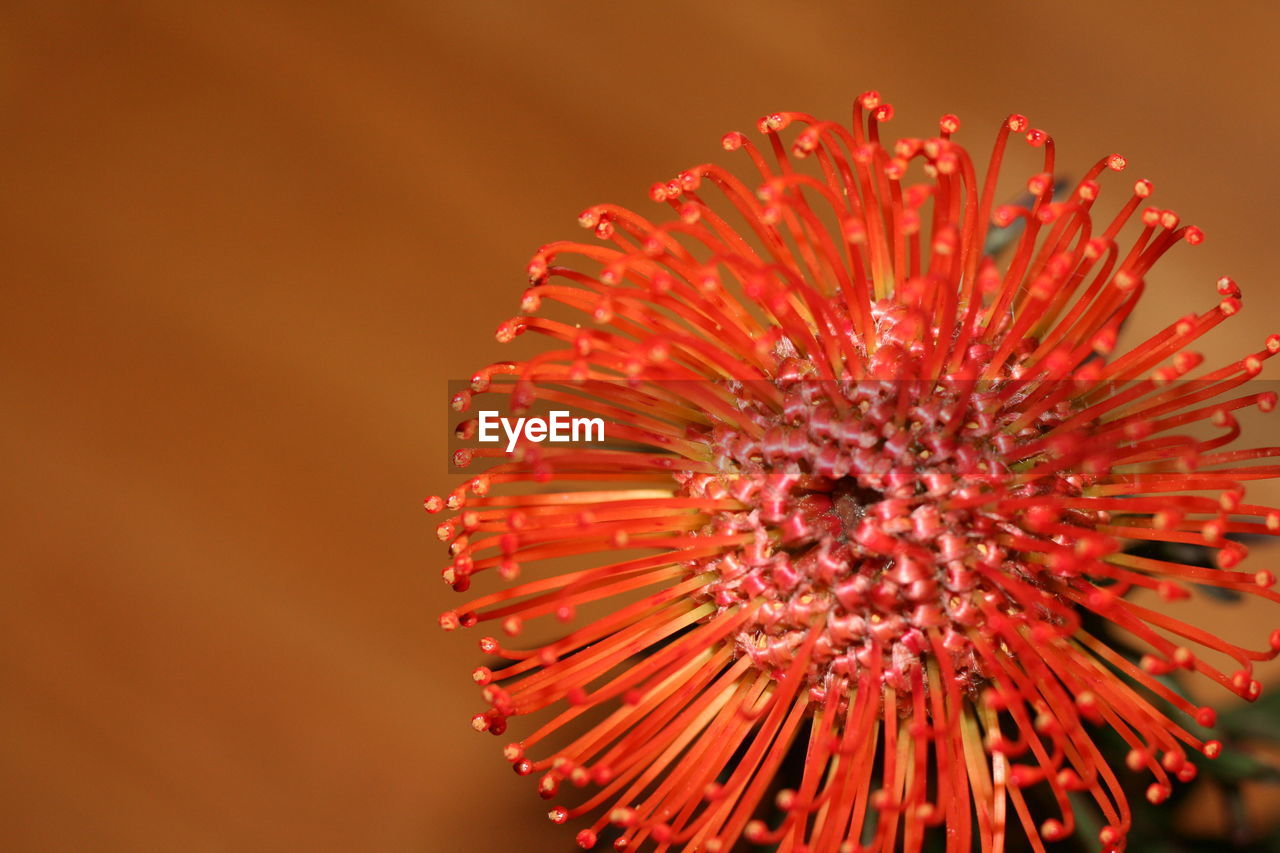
431, 92, 1280, 852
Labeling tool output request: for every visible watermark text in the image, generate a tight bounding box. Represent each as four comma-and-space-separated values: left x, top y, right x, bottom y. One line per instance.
477, 410, 606, 452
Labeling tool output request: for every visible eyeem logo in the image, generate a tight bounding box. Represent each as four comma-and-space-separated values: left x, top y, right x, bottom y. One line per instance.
477, 410, 606, 452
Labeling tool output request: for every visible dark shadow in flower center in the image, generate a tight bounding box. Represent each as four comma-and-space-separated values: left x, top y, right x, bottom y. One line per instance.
829, 477, 884, 542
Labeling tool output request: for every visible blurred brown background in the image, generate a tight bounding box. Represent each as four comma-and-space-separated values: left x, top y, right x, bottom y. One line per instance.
4, 2, 1280, 851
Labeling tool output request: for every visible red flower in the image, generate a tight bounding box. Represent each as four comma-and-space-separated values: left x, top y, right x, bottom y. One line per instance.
431, 92, 1280, 852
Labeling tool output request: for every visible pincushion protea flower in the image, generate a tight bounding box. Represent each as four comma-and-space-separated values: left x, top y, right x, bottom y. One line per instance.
430, 91, 1280, 852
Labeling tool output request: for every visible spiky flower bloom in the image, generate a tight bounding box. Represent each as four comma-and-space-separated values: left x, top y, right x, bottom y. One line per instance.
431, 92, 1280, 852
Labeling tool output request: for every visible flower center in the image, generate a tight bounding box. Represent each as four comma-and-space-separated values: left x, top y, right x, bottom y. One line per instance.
678, 326, 1082, 701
